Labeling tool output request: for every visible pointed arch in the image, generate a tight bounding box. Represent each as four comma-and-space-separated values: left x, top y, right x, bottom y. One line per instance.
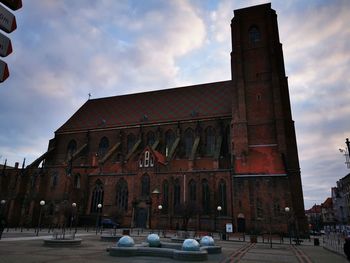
90, 180, 104, 213
67, 139, 77, 159
205, 126, 216, 156
173, 179, 181, 209
141, 174, 150, 198
184, 128, 194, 158
249, 25, 261, 43
116, 178, 128, 211
98, 136, 109, 157
218, 179, 227, 215
162, 180, 169, 213
202, 179, 210, 215
164, 129, 175, 157
146, 131, 155, 147
189, 179, 196, 202
127, 133, 135, 153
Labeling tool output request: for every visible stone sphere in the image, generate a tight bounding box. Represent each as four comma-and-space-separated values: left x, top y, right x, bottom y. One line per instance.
200, 236, 215, 246
147, 233, 161, 247
117, 235, 135, 247
182, 238, 200, 251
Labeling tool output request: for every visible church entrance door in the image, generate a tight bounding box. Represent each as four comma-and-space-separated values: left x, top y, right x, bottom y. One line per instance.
135, 208, 148, 228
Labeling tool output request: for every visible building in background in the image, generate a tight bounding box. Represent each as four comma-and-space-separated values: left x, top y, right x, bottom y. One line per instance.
0, 3, 307, 234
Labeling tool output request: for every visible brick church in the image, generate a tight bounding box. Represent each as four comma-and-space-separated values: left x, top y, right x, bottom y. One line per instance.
0, 3, 307, 234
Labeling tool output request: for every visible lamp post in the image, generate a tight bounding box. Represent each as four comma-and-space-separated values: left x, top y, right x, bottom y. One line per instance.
216, 206, 222, 236
70, 203, 77, 233
36, 200, 45, 236
285, 207, 291, 244
95, 203, 102, 235
158, 205, 162, 234
0, 200, 6, 240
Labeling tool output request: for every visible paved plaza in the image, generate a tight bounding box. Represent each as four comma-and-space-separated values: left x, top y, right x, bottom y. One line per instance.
0, 229, 348, 263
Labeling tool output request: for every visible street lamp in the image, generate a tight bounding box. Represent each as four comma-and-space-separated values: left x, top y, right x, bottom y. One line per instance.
158, 205, 162, 234
70, 203, 77, 233
95, 203, 102, 235
285, 207, 291, 244
36, 200, 45, 236
216, 206, 222, 235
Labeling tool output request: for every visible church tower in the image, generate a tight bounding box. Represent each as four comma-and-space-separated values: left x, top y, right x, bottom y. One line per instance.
230, 3, 306, 232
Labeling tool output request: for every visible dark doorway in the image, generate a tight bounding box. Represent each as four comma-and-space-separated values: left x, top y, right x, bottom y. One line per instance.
237, 217, 246, 233
135, 208, 148, 228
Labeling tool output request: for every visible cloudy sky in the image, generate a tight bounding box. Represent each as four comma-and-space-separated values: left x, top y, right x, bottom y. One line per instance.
0, 0, 349, 209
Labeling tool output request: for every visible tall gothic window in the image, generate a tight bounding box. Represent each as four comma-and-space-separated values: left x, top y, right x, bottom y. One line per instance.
218, 179, 227, 215
173, 179, 181, 209
51, 172, 58, 188
202, 179, 210, 215
146, 131, 155, 147
189, 180, 196, 202
141, 174, 150, 198
74, 173, 81, 189
165, 129, 175, 157
162, 180, 169, 212
205, 127, 216, 156
116, 178, 128, 211
98, 136, 109, 158
184, 128, 194, 158
127, 133, 135, 153
67, 140, 77, 159
91, 180, 104, 213
249, 26, 261, 43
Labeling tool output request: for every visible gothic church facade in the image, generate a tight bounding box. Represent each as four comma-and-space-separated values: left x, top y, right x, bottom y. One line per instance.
0, 3, 307, 234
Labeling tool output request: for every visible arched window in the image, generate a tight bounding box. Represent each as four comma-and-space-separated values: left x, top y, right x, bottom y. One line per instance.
67, 140, 77, 159
162, 180, 169, 212
205, 127, 216, 156
91, 180, 104, 213
189, 180, 196, 202
74, 173, 81, 189
218, 179, 227, 215
98, 136, 109, 158
202, 179, 210, 215
116, 178, 128, 211
127, 133, 135, 153
141, 174, 150, 198
165, 129, 175, 157
249, 26, 261, 43
146, 131, 155, 147
51, 172, 58, 188
184, 128, 194, 158
173, 179, 181, 210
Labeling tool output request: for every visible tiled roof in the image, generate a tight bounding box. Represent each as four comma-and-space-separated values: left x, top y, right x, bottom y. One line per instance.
56, 81, 232, 133
322, 197, 333, 209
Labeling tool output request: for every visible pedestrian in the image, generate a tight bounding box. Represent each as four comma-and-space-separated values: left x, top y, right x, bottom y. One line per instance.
344, 237, 350, 261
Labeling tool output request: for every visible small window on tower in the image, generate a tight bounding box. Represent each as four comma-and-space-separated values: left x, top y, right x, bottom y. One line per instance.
249, 26, 261, 43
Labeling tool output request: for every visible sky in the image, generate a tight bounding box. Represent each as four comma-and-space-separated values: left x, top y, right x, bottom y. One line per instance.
0, 0, 349, 210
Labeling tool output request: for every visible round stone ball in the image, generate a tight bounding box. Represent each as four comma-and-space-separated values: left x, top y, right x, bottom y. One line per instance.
147, 233, 161, 247
182, 238, 200, 251
117, 235, 135, 247
200, 236, 215, 246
